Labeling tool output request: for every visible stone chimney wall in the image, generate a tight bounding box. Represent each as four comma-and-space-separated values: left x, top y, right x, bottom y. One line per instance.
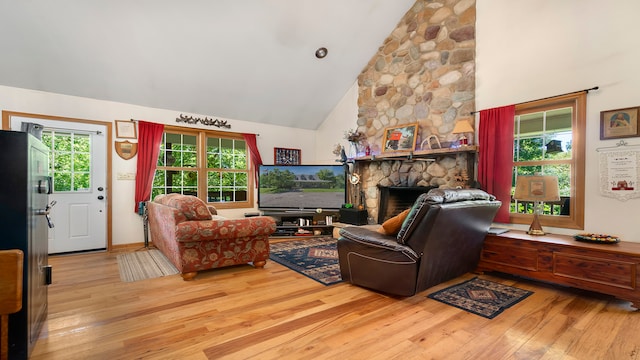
353, 0, 476, 222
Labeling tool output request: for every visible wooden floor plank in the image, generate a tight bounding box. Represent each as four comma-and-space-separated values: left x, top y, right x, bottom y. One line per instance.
28, 249, 640, 360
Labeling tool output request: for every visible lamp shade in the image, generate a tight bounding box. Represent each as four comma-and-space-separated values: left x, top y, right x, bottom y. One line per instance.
452, 120, 475, 134
514, 175, 560, 202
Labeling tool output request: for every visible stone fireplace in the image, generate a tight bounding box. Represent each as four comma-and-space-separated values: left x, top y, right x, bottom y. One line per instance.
348, 0, 477, 224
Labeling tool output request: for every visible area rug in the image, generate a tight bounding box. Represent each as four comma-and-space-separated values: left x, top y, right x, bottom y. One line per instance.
428, 277, 533, 319
116, 249, 179, 282
269, 237, 342, 285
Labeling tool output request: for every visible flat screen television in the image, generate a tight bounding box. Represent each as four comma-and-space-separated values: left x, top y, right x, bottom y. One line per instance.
258, 164, 346, 210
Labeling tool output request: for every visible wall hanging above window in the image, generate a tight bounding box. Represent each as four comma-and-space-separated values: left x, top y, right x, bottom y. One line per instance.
176, 114, 231, 128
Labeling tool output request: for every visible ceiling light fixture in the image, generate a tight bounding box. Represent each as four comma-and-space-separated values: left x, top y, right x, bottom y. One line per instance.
315, 47, 328, 59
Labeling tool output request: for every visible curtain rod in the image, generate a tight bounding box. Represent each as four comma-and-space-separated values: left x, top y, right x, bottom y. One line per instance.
469, 86, 599, 115
43, 125, 102, 135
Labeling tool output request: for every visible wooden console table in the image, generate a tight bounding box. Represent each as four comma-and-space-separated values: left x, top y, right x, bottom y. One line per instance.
477, 230, 640, 309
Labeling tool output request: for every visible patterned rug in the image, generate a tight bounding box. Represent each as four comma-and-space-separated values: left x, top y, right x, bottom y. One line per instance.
428, 277, 533, 319
269, 237, 342, 285
116, 249, 179, 282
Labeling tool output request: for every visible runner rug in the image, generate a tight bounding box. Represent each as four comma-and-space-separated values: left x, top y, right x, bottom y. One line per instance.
428, 277, 533, 319
116, 249, 179, 282
269, 237, 342, 285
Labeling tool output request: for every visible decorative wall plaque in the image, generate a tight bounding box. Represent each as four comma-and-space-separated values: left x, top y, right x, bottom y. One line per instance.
598, 142, 640, 201
115, 140, 138, 160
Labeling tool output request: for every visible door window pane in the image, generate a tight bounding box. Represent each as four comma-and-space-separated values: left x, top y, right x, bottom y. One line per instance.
44, 131, 91, 193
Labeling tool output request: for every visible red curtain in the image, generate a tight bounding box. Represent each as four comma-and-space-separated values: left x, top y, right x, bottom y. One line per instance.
478, 105, 515, 223
242, 133, 263, 188
134, 121, 165, 212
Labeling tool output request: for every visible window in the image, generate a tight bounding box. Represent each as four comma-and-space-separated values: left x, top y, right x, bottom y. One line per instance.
205, 136, 248, 203
151, 127, 252, 208
510, 93, 585, 229
42, 131, 91, 192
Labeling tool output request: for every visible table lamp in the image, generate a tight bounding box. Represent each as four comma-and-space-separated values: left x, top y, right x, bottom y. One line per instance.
513, 175, 560, 235
451, 120, 474, 146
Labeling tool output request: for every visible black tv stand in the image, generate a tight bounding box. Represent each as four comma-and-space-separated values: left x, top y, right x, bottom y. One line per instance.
260, 209, 339, 238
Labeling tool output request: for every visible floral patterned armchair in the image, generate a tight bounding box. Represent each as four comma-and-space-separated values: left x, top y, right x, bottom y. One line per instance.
147, 194, 276, 280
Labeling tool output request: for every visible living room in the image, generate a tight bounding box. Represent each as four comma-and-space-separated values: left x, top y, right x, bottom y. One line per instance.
1, 0, 639, 358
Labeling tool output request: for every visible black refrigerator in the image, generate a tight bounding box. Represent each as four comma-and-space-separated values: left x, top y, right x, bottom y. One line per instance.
0, 129, 53, 359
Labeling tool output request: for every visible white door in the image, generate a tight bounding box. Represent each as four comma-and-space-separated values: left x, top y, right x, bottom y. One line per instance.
11, 117, 107, 253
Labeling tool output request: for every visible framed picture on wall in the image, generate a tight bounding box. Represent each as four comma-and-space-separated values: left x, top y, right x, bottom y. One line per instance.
274, 147, 301, 165
115, 120, 137, 139
600, 106, 640, 140
382, 123, 418, 152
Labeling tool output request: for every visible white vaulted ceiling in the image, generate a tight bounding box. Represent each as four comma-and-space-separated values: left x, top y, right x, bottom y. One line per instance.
0, 0, 416, 129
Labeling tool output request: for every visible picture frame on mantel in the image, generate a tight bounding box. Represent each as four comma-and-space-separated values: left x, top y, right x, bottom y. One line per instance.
600, 106, 640, 140
382, 123, 418, 152
274, 147, 301, 165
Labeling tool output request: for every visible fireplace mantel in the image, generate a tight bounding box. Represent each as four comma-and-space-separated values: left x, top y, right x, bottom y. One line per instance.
353, 145, 477, 162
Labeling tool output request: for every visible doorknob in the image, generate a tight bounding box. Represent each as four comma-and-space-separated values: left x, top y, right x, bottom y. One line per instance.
97, 195, 104, 200
97, 187, 104, 191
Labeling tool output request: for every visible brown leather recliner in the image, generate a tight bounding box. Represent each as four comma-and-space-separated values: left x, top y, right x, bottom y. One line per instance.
337, 188, 501, 296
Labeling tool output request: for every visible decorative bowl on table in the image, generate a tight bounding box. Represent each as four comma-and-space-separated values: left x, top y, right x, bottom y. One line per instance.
574, 233, 620, 244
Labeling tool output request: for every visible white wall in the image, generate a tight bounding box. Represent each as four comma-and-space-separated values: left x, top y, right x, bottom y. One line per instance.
0, 85, 316, 246
476, 0, 640, 242
315, 81, 360, 164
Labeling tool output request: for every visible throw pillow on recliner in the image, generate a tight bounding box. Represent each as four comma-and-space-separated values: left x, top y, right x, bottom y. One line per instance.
376, 208, 410, 235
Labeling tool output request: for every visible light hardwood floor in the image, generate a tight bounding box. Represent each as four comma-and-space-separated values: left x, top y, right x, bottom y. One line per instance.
31, 246, 639, 360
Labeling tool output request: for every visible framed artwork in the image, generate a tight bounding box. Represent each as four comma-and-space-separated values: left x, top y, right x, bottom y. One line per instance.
600, 106, 640, 140
115, 120, 137, 139
274, 147, 301, 165
382, 123, 418, 152
115, 140, 138, 160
